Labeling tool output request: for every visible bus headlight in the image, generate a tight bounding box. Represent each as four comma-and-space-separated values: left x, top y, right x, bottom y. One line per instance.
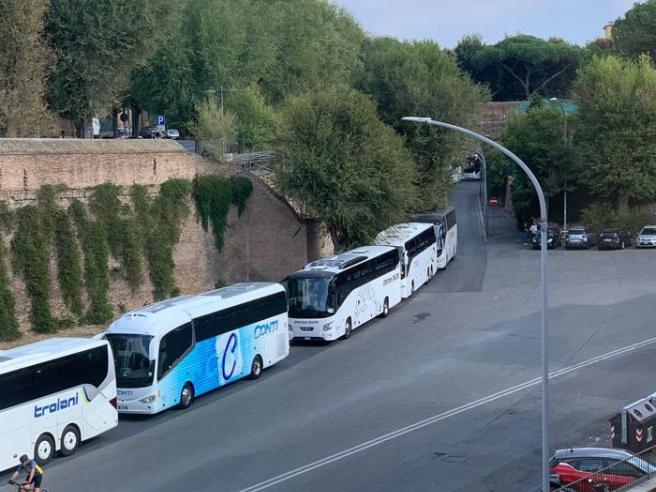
323, 322, 333, 332
140, 395, 156, 404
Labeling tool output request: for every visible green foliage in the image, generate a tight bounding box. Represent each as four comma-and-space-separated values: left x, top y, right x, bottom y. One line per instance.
133, 179, 192, 300
277, 86, 416, 250
89, 183, 144, 293
358, 37, 489, 209
0, 0, 53, 137
192, 175, 252, 250
226, 84, 276, 151
460, 34, 587, 100
613, 0, 656, 63
11, 205, 56, 333
45, 0, 181, 136
190, 99, 237, 160
54, 209, 84, 317
500, 105, 576, 223
573, 55, 656, 211
581, 202, 653, 235
0, 203, 19, 341
69, 200, 113, 324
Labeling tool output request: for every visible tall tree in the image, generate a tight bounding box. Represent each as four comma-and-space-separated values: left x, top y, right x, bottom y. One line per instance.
613, 0, 656, 63
500, 103, 576, 225
0, 0, 53, 137
467, 35, 586, 100
46, 0, 179, 137
277, 87, 417, 250
226, 84, 276, 151
573, 55, 656, 211
358, 37, 489, 209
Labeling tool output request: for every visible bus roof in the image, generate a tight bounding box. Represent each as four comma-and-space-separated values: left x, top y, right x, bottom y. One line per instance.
0, 337, 108, 374
105, 282, 284, 338
301, 245, 397, 274
374, 222, 434, 247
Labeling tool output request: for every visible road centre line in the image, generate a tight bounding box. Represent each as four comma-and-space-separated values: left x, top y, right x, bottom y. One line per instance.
239, 336, 656, 492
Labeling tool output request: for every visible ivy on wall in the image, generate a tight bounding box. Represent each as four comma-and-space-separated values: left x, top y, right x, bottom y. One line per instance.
69, 199, 113, 324
90, 183, 144, 293
2, 174, 252, 337
132, 179, 192, 301
192, 175, 253, 250
0, 202, 19, 341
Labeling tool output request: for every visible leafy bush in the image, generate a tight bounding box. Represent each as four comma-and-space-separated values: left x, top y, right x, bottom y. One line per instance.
581, 202, 654, 235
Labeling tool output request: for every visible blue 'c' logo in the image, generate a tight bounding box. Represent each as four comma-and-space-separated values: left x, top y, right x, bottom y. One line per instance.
221, 333, 238, 380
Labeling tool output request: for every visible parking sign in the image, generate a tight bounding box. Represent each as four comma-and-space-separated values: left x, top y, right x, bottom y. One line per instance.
156, 115, 166, 126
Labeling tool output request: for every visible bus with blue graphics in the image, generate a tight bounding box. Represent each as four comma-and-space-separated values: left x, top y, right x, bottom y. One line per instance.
102, 282, 289, 415
284, 246, 402, 342
0, 338, 118, 471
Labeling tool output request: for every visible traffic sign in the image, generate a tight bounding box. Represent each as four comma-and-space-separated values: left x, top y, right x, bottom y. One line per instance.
489, 197, 498, 206
156, 114, 166, 126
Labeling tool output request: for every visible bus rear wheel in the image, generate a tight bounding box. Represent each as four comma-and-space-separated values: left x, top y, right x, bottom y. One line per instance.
343, 318, 352, 339
249, 355, 263, 380
34, 433, 55, 465
380, 298, 390, 318
60, 425, 80, 457
179, 383, 194, 409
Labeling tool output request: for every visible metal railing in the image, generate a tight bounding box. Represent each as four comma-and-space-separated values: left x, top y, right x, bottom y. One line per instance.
552, 445, 656, 491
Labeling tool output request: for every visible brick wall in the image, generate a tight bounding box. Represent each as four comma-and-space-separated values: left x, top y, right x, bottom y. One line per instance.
0, 139, 310, 332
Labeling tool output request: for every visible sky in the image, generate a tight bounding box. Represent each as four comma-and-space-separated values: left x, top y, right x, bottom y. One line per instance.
331, 0, 637, 47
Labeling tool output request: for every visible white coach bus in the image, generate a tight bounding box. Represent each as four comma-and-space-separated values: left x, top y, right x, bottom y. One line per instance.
102, 283, 289, 415
284, 246, 402, 342
0, 338, 118, 470
374, 222, 438, 298
412, 206, 458, 269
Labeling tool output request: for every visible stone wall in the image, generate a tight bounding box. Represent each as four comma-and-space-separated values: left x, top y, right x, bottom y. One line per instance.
0, 139, 310, 332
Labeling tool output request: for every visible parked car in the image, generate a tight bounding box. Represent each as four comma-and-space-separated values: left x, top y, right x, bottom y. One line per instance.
550, 447, 656, 491
636, 225, 656, 248
598, 229, 632, 250
164, 128, 180, 139
532, 227, 561, 249
566, 226, 596, 250
138, 127, 164, 139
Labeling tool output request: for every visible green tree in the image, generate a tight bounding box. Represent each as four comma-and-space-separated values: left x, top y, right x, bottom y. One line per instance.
573, 55, 656, 211
0, 0, 53, 137
46, 0, 179, 137
190, 99, 237, 160
468, 35, 586, 100
277, 87, 417, 250
226, 84, 276, 151
499, 105, 576, 225
613, 0, 656, 63
358, 37, 489, 209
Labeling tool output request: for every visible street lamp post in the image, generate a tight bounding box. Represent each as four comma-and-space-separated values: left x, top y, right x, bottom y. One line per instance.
550, 97, 568, 232
402, 116, 550, 492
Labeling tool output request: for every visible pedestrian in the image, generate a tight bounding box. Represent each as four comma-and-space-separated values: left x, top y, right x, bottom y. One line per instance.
529, 221, 538, 237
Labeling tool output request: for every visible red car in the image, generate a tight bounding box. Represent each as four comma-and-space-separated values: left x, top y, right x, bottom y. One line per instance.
550, 447, 656, 491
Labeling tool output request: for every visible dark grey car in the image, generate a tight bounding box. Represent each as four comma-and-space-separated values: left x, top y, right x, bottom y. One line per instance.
598, 229, 632, 250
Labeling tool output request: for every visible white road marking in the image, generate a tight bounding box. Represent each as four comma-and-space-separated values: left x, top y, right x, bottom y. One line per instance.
239, 336, 656, 492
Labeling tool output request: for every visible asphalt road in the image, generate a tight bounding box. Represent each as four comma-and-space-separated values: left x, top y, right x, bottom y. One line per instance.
5, 181, 656, 492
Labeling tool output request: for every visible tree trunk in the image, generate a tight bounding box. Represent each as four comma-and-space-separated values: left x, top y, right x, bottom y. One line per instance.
112, 108, 119, 139
131, 106, 141, 138
306, 219, 323, 262
327, 224, 343, 254
618, 189, 629, 213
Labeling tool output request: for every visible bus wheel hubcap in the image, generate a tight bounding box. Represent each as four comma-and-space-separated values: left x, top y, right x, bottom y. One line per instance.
182, 387, 192, 405
253, 359, 261, 375
64, 432, 77, 450
38, 441, 51, 459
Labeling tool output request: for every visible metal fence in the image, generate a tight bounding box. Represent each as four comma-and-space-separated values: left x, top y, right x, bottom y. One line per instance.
552, 445, 656, 491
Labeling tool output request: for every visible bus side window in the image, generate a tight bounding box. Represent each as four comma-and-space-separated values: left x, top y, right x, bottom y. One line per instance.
157, 323, 192, 380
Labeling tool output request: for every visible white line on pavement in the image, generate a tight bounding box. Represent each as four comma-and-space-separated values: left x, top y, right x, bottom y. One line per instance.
239, 336, 656, 492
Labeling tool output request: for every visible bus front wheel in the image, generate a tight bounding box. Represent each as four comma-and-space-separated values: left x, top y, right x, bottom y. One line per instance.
343, 318, 352, 339
179, 383, 194, 409
249, 355, 263, 379
34, 433, 55, 465
60, 425, 80, 457
380, 298, 390, 318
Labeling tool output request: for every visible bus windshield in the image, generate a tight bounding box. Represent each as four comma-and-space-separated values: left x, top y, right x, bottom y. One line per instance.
105, 334, 155, 388
285, 275, 335, 318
